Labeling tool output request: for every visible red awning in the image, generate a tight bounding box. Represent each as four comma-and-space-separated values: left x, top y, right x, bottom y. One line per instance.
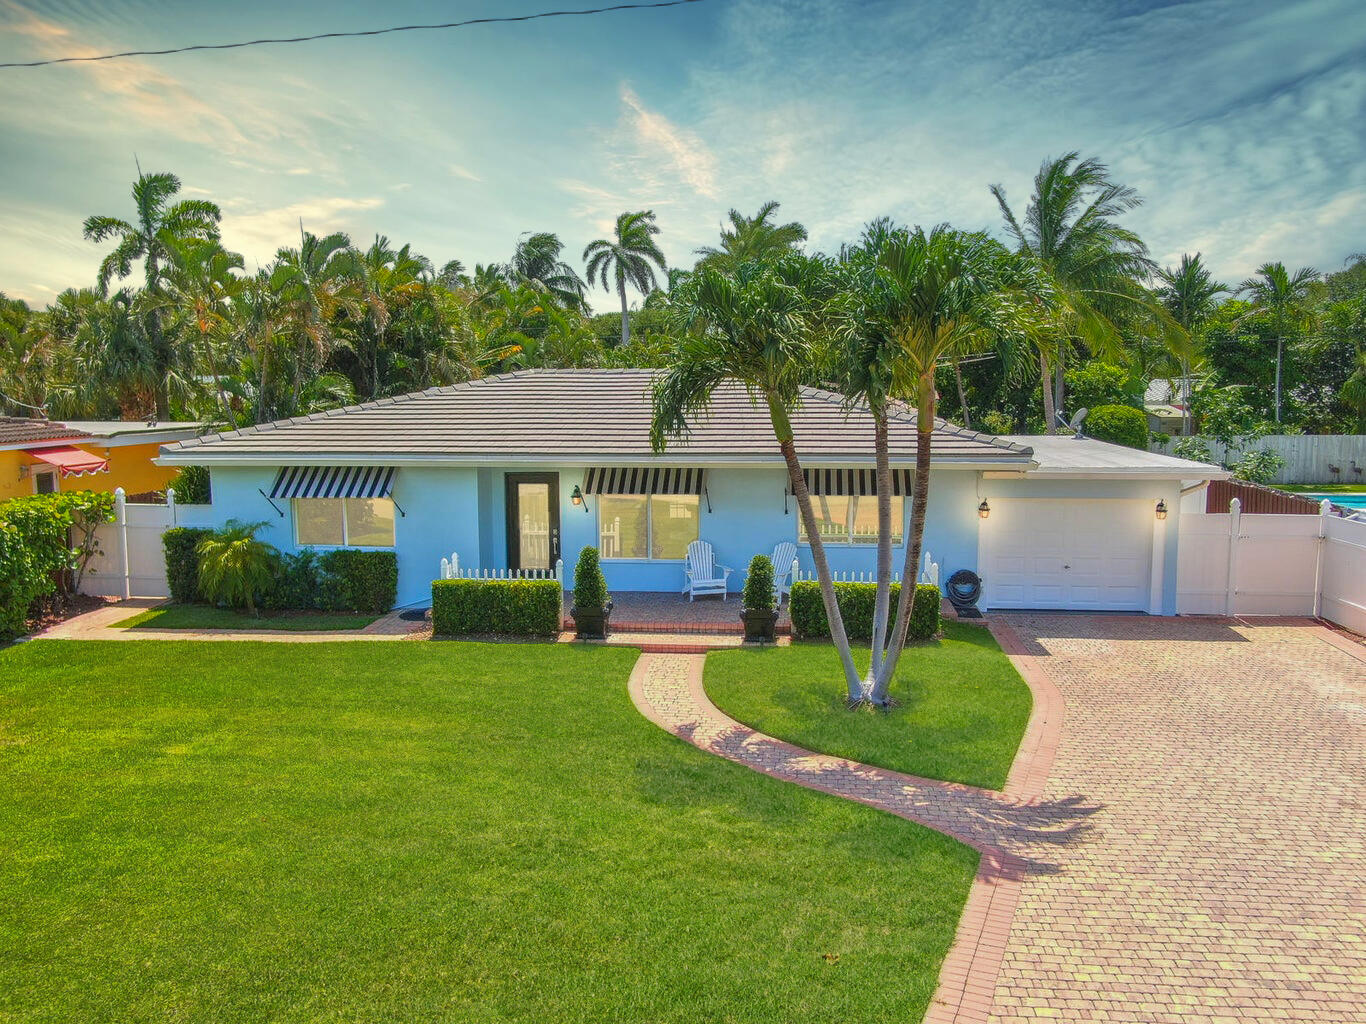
29, 445, 109, 478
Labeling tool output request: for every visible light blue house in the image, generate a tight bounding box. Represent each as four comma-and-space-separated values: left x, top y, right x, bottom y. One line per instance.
158, 369, 1227, 614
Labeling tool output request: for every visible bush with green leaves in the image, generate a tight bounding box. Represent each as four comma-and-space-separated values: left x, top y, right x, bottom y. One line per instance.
976, 410, 1014, 436
790, 581, 940, 642
1065, 362, 1142, 411
261, 549, 323, 612
196, 520, 279, 616
0, 490, 115, 638
1085, 404, 1149, 449
162, 527, 214, 603
431, 578, 563, 636
167, 465, 211, 504
1171, 437, 1213, 464
317, 549, 398, 614
572, 546, 608, 612
742, 554, 775, 612
1231, 448, 1288, 485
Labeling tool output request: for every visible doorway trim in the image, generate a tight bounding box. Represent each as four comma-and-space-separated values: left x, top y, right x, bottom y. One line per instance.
505, 472, 561, 570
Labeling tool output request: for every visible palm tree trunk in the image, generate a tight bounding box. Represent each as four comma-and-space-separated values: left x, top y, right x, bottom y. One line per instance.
871, 371, 934, 704
868, 411, 893, 683
1040, 351, 1058, 434
1054, 361, 1065, 423
768, 399, 862, 702
953, 358, 971, 429
1274, 336, 1283, 422
619, 278, 630, 347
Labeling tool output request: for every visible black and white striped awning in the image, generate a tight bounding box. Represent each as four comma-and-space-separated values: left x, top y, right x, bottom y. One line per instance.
803, 468, 914, 497
269, 466, 396, 500
583, 467, 706, 495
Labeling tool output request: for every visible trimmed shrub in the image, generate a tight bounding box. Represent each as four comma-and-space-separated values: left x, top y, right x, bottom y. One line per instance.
572, 546, 608, 612
1085, 404, 1149, 450
262, 550, 322, 612
790, 580, 941, 643
431, 578, 563, 636
163, 527, 214, 603
319, 549, 398, 614
742, 554, 775, 611
0, 491, 114, 638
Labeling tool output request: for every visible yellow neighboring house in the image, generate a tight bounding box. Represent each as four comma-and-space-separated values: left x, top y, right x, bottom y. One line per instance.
0, 417, 205, 502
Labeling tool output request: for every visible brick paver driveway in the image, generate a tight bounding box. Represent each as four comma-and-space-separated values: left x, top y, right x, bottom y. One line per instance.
986, 615, 1366, 1023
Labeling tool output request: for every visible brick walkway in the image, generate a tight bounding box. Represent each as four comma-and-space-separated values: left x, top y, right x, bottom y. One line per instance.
33, 599, 423, 642
629, 616, 1366, 1023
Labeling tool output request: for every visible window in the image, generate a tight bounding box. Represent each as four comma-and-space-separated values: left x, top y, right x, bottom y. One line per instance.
599, 494, 699, 559
33, 469, 58, 495
294, 497, 395, 547
799, 495, 903, 545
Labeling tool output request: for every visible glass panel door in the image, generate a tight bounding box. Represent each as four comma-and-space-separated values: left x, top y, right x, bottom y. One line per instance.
505, 473, 560, 570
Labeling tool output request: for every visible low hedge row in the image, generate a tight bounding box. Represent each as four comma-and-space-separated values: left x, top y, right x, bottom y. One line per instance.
431, 578, 563, 636
790, 580, 941, 642
320, 549, 398, 614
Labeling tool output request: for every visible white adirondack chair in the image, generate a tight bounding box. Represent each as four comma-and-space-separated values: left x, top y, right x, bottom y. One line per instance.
770, 541, 797, 602
682, 540, 733, 601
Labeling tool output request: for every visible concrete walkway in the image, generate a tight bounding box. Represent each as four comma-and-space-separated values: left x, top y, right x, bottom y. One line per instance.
630, 616, 1366, 1023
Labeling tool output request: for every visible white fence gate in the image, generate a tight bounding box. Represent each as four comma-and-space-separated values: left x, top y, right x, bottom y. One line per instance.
79, 488, 215, 599
1176, 499, 1366, 633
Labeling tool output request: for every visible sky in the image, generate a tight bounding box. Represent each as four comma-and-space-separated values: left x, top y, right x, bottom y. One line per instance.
1, 0, 1363, 308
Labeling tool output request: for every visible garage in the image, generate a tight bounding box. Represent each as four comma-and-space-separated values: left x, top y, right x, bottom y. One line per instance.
983, 497, 1156, 611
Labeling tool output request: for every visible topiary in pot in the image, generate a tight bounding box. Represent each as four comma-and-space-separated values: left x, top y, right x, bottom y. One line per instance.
741, 553, 778, 642
570, 546, 613, 639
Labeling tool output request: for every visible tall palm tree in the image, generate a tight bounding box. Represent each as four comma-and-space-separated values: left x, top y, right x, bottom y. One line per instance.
348, 236, 428, 398
83, 170, 221, 416
268, 230, 359, 414
695, 200, 807, 269
1156, 253, 1228, 433
508, 232, 586, 309
583, 210, 668, 346
991, 153, 1159, 432
651, 254, 864, 701
855, 226, 1020, 704
161, 240, 245, 426
1236, 262, 1318, 422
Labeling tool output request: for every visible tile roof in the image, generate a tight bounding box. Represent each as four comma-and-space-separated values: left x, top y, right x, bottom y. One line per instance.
0, 417, 87, 446
165, 369, 1035, 466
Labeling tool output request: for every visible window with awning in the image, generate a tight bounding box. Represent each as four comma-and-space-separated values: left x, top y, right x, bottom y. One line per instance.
802, 468, 914, 496
269, 465, 395, 499
799, 469, 907, 546
271, 467, 397, 548
29, 445, 109, 478
582, 467, 705, 496
583, 467, 704, 559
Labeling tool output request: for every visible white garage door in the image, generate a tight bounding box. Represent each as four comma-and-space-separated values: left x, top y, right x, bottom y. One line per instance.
985, 499, 1153, 611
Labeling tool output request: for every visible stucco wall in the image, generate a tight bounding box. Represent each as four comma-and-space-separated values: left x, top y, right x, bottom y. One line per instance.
0, 441, 176, 502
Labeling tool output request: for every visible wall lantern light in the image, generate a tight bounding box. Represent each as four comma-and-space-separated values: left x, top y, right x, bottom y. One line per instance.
977, 499, 991, 520
571, 484, 589, 512
1155, 499, 1168, 521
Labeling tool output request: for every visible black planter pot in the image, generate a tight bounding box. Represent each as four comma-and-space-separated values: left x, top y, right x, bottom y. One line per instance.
571, 599, 613, 640
741, 607, 778, 643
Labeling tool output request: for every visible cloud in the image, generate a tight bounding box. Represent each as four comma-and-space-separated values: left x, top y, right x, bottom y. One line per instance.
222, 197, 386, 264
449, 164, 482, 182
618, 84, 718, 199
285, 168, 313, 176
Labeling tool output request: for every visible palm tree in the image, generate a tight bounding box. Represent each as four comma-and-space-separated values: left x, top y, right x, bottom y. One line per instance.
268, 230, 360, 414
83, 170, 221, 416
196, 520, 277, 616
651, 254, 864, 702
162, 240, 245, 426
991, 153, 1159, 432
508, 232, 586, 309
348, 236, 428, 399
695, 200, 807, 269
583, 210, 668, 346
1236, 262, 1318, 422
1156, 253, 1228, 433
854, 226, 1019, 704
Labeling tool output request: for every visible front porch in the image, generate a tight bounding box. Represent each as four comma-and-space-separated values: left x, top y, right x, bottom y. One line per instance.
568, 591, 793, 635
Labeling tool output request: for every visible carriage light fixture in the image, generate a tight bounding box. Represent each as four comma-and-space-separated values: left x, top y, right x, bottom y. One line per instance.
1155, 499, 1168, 521
571, 484, 588, 511
977, 499, 991, 519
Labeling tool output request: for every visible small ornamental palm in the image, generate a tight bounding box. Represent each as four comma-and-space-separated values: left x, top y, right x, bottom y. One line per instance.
196, 520, 278, 616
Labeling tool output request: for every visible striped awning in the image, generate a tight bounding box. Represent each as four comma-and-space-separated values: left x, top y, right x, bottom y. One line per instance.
583, 467, 706, 495
803, 468, 914, 496
269, 466, 395, 500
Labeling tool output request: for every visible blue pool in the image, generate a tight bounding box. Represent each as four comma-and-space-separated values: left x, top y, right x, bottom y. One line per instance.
1303, 492, 1366, 510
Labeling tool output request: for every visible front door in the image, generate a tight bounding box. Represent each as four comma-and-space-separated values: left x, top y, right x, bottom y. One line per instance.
506, 473, 560, 570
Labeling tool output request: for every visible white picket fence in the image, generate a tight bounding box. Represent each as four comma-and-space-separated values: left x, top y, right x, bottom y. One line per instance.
1176, 498, 1366, 633
1151, 434, 1366, 485
79, 488, 215, 599
437, 551, 564, 583
793, 552, 942, 586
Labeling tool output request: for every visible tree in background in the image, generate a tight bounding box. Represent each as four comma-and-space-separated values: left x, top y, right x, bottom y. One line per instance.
83, 170, 222, 417
1156, 253, 1228, 433
1236, 262, 1318, 423
695, 201, 808, 270
583, 211, 668, 346
507, 232, 587, 309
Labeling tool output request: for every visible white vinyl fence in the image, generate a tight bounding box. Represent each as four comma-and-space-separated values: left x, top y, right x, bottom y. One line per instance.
1176, 499, 1366, 633
79, 488, 215, 599
437, 551, 564, 583
792, 551, 942, 587
1151, 434, 1366, 485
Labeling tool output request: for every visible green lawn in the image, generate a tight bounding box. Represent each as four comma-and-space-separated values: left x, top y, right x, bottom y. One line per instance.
114, 604, 379, 631
1277, 482, 1366, 493
0, 640, 984, 1023
706, 623, 1032, 790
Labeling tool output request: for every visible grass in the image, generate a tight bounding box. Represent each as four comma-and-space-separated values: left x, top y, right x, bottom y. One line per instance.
1277, 483, 1366, 494
0, 640, 983, 1023
706, 622, 1032, 790
114, 604, 379, 631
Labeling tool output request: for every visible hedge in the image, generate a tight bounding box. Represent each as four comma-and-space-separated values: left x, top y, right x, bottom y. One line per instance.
1085, 404, 1149, 450
0, 491, 115, 639
790, 580, 941, 642
431, 578, 563, 636
318, 549, 398, 614
163, 527, 214, 604
742, 554, 775, 611
572, 546, 608, 612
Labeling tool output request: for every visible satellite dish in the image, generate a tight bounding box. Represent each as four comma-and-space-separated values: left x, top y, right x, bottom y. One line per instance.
1068, 407, 1088, 439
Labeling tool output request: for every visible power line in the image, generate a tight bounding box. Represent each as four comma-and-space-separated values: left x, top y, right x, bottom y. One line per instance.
0, 0, 707, 70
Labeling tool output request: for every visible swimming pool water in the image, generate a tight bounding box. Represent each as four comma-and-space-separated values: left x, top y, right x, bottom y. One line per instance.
1302, 492, 1366, 510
